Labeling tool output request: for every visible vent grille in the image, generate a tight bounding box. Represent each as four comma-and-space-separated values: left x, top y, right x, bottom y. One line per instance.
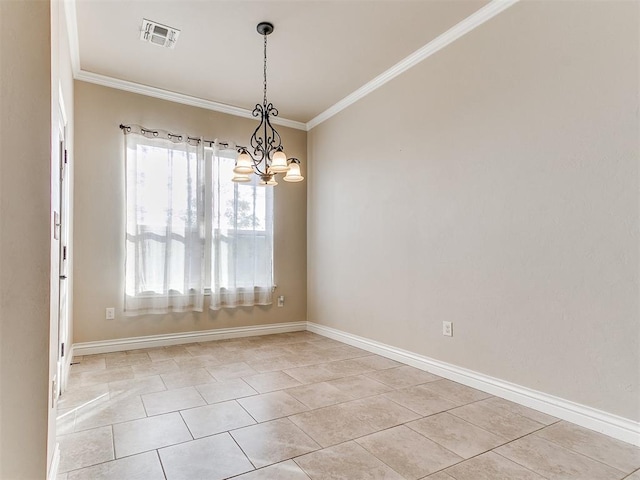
140, 19, 180, 49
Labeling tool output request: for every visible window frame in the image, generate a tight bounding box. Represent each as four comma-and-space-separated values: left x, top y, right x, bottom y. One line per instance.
203, 147, 274, 294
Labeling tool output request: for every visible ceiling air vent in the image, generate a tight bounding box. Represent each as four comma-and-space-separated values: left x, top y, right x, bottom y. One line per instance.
140, 19, 180, 49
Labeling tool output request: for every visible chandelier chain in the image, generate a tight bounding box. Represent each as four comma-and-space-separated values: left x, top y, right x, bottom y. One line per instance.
263, 33, 268, 107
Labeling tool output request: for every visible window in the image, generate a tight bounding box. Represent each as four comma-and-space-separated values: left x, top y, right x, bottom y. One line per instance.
123, 127, 273, 315
207, 149, 274, 309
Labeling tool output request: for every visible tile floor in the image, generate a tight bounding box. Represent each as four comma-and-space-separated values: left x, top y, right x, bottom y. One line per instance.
56, 331, 640, 480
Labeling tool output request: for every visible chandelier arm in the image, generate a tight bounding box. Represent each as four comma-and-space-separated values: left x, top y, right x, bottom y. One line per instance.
250, 104, 267, 163
264, 104, 283, 155
263, 101, 270, 162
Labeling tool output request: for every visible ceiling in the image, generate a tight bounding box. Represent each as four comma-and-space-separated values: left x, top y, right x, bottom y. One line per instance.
74, 1, 489, 125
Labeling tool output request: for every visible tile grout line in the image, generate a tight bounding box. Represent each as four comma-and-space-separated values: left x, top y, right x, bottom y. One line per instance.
58, 334, 325, 469
499, 431, 632, 477
356, 427, 463, 478
282, 392, 560, 477
234, 398, 260, 425
140, 393, 150, 418
445, 399, 548, 435
177, 410, 196, 441
623, 468, 640, 479
100, 398, 315, 464
465, 421, 565, 479
155, 449, 168, 480
58, 425, 121, 475
69, 397, 147, 435
60, 333, 640, 478
412, 422, 558, 480
110, 424, 116, 463
491, 449, 552, 480
227, 430, 258, 471
291, 456, 314, 479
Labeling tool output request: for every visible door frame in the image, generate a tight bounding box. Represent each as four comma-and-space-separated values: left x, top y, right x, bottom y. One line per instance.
57, 88, 70, 395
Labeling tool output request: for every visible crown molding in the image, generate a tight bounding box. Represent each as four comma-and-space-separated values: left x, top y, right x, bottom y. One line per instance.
75, 70, 308, 131
65, 0, 517, 133
305, 0, 520, 130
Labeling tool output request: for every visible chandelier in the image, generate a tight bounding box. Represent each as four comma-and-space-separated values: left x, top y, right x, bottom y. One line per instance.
232, 22, 304, 186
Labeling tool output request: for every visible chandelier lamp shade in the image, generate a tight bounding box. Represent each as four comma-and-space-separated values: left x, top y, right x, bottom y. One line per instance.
232, 22, 304, 186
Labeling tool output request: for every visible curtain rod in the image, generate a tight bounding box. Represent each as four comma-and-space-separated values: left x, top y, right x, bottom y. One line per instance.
119, 124, 247, 151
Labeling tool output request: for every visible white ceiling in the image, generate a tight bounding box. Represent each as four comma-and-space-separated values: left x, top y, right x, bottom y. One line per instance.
74, 1, 489, 124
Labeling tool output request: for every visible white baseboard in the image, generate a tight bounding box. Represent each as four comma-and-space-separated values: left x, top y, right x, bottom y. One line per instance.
72, 321, 307, 356
70, 319, 639, 446
47, 442, 60, 480
307, 322, 640, 447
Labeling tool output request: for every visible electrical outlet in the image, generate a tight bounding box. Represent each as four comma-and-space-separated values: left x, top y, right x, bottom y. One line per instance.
443, 321, 453, 337
106, 307, 115, 320
277, 295, 285, 307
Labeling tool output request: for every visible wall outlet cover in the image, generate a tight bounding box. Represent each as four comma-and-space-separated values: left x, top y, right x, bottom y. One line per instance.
443, 321, 453, 337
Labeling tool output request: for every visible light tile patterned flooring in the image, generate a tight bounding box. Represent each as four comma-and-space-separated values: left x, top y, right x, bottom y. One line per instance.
56, 331, 640, 480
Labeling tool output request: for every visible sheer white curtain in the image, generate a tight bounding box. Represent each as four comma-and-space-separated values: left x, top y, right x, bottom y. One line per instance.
208, 149, 274, 310
124, 126, 205, 315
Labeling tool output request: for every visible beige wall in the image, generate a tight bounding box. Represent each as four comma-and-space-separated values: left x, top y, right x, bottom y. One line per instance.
73, 82, 307, 343
307, 0, 639, 421
0, 1, 52, 478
